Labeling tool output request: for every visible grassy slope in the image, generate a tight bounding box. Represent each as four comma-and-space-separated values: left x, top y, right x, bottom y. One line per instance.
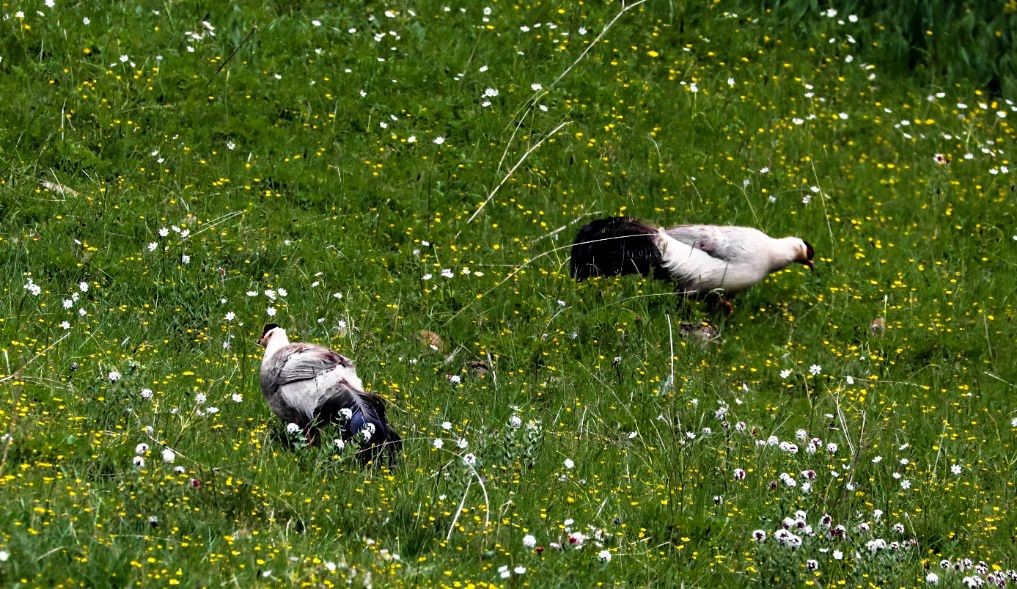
1, 1, 1015, 586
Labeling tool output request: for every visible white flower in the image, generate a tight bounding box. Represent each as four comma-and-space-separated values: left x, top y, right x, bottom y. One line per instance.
950, 463, 962, 475
522, 534, 537, 548
161, 449, 176, 463
441, 421, 452, 430
462, 453, 476, 466
779, 369, 792, 379
564, 458, 575, 469
926, 572, 939, 585
456, 438, 468, 449
530, 83, 542, 92
59, 321, 71, 330
689, 82, 698, 93
838, 112, 849, 120
432, 438, 444, 449
845, 375, 855, 385
266, 307, 277, 317
808, 364, 821, 376
509, 415, 522, 428
147, 242, 158, 252
513, 566, 526, 575
833, 549, 844, 560
79, 281, 89, 292
132, 456, 146, 468
225, 311, 235, 321
135, 443, 150, 455
108, 370, 122, 382
285, 423, 301, 435
140, 388, 153, 400
598, 549, 611, 562
900, 479, 911, 489
433, 136, 445, 145
83, 16, 90, 25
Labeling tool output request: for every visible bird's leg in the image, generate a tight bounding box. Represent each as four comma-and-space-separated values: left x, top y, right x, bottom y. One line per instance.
303, 426, 319, 447
704, 293, 735, 317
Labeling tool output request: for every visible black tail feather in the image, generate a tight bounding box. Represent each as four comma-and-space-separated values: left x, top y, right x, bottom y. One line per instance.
570, 217, 667, 280
315, 388, 402, 467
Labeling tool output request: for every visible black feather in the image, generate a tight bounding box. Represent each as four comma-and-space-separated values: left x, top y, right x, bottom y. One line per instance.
262, 323, 280, 337
803, 240, 815, 263
314, 388, 402, 466
570, 217, 669, 281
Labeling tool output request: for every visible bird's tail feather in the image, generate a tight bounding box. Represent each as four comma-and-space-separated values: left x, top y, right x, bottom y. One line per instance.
315, 388, 402, 466
570, 217, 670, 281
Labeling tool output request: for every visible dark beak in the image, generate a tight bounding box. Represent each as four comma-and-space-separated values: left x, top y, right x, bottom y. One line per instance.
805, 260, 815, 270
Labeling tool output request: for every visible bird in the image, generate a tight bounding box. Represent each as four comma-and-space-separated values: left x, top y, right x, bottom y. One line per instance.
258, 324, 402, 465
569, 217, 814, 311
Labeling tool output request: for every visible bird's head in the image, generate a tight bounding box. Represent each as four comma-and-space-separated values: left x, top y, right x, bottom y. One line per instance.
258, 323, 283, 347
797, 239, 816, 270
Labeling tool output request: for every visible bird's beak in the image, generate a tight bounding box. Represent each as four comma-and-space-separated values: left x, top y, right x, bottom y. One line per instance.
257, 334, 268, 347
805, 260, 816, 270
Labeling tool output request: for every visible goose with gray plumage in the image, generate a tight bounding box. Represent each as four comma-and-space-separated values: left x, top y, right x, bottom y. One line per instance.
258, 324, 401, 465
570, 216, 814, 312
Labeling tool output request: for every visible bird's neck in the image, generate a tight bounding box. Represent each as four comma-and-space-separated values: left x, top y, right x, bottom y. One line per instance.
263, 330, 291, 360
769, 237, 801, 270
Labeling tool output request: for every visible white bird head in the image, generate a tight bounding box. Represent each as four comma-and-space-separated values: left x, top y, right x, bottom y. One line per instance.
779, 237, 816, 270
796, 239, 816, 269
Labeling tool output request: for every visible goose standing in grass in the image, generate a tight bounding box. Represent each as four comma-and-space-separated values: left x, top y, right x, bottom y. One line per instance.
570, 217, 814, 312
258, 324, 401, 464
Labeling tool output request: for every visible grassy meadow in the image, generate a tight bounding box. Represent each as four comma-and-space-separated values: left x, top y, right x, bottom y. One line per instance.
2, 0, 1016, 586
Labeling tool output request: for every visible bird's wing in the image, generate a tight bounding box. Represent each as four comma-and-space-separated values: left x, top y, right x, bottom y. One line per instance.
666, 225, 765, 263
271, 343, 358, 388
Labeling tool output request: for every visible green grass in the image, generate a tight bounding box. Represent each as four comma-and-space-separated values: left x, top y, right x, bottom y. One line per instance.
1, 1, 1015, 586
